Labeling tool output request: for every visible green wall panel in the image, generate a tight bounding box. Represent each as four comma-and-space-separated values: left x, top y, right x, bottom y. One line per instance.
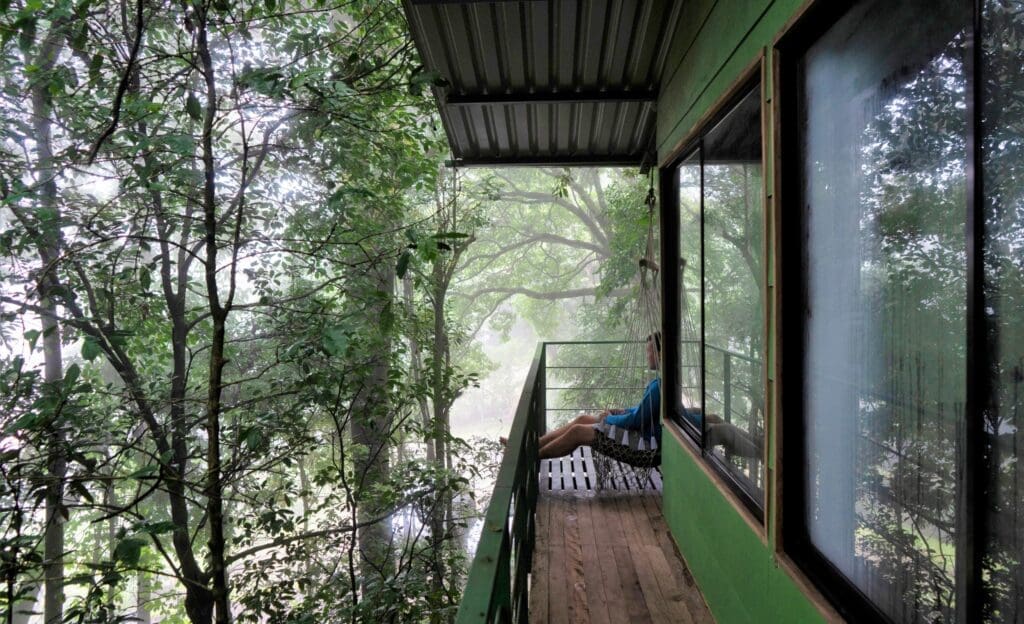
657, 0, 805, 159
662, 433, 825, 624
655, 1, 837, 621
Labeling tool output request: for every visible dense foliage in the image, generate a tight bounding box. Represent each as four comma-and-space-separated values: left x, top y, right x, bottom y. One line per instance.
0, 1, 484, 622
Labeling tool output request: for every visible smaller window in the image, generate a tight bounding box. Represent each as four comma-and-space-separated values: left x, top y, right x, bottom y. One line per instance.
671, 82, 766, 516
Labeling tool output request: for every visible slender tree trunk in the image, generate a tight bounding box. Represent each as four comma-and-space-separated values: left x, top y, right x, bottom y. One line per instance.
351, 262, 396, 583
135, 570, 152, 624
429, 274, 449, 624
29, 21, 67, 624
196, 7, 230, 621
403, 275, 434, 461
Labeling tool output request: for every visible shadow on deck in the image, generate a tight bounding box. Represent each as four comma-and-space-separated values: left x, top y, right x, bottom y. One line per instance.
531, 448, 715, 624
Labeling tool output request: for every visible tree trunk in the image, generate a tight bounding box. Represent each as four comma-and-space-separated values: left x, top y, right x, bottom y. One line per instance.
135, 570, 152, 624
403, 275, 434, 461
429, 276, 449, 624
29, 21, 67, 624
351, 262, 396, 584
196, 7, 230, 620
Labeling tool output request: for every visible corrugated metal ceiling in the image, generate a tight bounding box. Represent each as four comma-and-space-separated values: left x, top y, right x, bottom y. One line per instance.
403, 0, 681, 167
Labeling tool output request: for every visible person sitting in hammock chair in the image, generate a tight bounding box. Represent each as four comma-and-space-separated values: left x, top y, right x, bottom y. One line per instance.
530, 330, 762, 462
536, 333, 662, 461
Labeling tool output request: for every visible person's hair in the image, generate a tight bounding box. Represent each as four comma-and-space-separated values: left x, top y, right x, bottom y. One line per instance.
646, 331, 662, 353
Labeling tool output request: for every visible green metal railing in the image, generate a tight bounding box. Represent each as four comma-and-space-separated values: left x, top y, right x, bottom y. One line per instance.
455, 343, 544, 624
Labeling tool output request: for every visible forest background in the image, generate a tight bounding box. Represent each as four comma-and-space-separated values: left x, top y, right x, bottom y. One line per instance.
0, 1, 657, 622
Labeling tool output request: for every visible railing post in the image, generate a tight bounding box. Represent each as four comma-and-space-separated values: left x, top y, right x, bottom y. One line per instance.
538, 344, 547, 437
723, 350, 732, 424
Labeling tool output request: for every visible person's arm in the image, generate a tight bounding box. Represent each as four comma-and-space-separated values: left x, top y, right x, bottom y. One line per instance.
605, 380, 660, 430
603, 408, 637, 428
631, 380, 660, 429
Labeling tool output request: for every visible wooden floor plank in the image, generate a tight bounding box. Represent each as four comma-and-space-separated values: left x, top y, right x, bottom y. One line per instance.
548, 496, 566, 547
644, 543, 696, 624
612, 543, 654, 624
548, 543, 570, 624
530, 499, 551, 624
564, 497, 590, 623
530, 487, 712, 624
575, 493, 612, 624
627, 538, 675, 623
639, 495, 715, 624
629, 493, 660, 548
584, 494, 631, 624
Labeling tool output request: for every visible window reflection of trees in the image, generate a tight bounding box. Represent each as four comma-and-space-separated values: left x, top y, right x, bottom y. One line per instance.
703, 161, 764, 493
852, 37, 967, 623
982, 1, 1024, 620
674, 88, 766, 500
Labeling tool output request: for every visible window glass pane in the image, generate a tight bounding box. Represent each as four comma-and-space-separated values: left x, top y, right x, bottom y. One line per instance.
799, 0, 968, 620
703, 88, 765, 497
678, 150, 703, 431
982, 1, 1024, 620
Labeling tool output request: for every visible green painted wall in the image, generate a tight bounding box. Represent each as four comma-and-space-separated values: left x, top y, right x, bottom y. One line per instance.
656, 0, 833, 622
661, 436, 825, 623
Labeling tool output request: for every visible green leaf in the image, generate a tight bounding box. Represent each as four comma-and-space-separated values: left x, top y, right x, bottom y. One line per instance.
243, 427, 262, 450
264, 0, 275, 11
322, 327, 349, 356
88, 53, 103, 81
128, 464, 158, 479
139, 267, 151, 292
24, 329, 40, 350
72, 23, 87, 51
185, 93, 202, 121
113, 537, 146, 566
396, 250, 411, 279
63, 363, 80, 388
4, 412, 39, 434
81, 336, 101, 361
160, 134, 194, 156
137, 521, 177, 535
17, 18, 36, 54
69, 480, 94, 505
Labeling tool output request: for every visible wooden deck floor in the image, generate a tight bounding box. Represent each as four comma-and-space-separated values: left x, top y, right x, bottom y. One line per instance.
530, 448, 715, 624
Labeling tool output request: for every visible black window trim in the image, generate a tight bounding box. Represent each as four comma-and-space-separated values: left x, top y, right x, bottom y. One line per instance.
774, 0, 989, 622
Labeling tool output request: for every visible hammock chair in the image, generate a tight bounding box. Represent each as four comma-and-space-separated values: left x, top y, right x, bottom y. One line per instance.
587, 185, 664, 490
585, 181, 763, 491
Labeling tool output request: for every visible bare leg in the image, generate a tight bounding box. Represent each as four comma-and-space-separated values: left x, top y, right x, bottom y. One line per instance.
538, 413, 600, 448
539, 424, 598, 459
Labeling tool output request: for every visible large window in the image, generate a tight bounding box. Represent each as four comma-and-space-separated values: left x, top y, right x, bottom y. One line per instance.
780, 0, 1024, 620
672, 82, 765, 516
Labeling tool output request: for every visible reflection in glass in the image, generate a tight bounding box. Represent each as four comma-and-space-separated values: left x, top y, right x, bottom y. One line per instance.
982, 1, 1024, 620
799, 0, 968, 620
678, 151, 703, 428
703, 88, 765, 497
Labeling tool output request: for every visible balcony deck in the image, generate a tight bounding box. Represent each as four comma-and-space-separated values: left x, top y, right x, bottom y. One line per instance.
531, 448, 714, 624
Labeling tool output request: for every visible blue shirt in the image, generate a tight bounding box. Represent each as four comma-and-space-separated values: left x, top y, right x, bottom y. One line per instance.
604, 378, 661, 441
